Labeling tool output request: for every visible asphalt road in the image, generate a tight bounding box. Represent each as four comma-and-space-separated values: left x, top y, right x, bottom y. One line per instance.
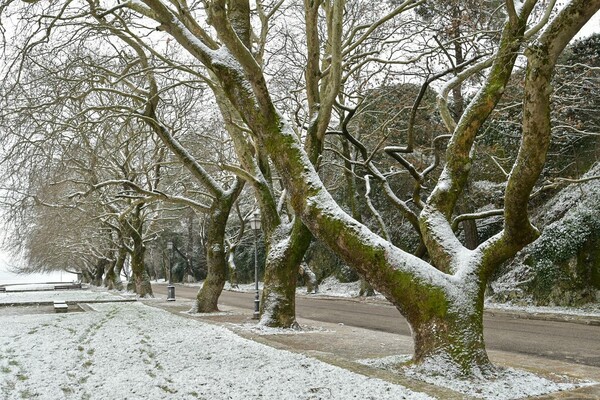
152, 284, 600, 368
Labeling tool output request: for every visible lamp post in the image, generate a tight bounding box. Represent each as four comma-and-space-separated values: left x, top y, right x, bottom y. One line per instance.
249, 210, 261, 320
167, 240, 175, 301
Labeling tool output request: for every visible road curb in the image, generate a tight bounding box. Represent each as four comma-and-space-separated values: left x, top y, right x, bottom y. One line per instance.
483, 308, 600, 326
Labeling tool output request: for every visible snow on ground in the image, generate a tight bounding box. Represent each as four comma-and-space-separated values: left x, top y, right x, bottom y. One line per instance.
357, 355, 594, 400
0, 289, 127, 304
224, 277, 383, 299
229, 322, 333, 336
0, 294, 433, 400
484, 301, 600, 318
2, 289, 596, 399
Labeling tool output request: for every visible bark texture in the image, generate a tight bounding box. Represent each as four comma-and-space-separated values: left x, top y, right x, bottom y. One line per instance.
260, 218, 312, 328
193, 187, 242, 312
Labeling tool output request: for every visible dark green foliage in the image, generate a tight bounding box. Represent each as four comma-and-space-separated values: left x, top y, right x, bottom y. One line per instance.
232, 239, 266, 284
304, 240, 344, 282
527, 206, 600, 305
491, 163, 600, 306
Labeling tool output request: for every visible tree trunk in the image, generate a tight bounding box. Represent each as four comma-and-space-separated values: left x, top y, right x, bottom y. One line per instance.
227, 246, 239, 289
113, 245, 127, 290
359, 279, 375, 297
408, 298, 493, 377
130, 238, 152, 297
459, 186, 479, 250
260, 219, 312, 328
299, 263, 318, 293
91, 259, 106, 286
103, 243, 126, 290
127, 208, 153, 298
80, 268, 93, 284
103, 261, 117, 290
192, 194, 238, 313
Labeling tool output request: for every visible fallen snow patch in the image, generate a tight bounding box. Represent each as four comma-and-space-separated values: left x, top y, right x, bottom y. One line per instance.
231, 322, 333, 336
357, 354, 411, 369
404, 365, 592, 400
182, 310, 237, 317
357, 354, 594, 400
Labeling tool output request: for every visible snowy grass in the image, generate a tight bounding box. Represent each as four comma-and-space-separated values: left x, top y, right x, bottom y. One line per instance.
0, 296, 433, 400
0, 289, 126, 305
357, 354, 595, 400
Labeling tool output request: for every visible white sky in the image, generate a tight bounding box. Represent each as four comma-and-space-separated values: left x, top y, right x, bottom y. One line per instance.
0, 250, 76, 284
575, 11, 600, 40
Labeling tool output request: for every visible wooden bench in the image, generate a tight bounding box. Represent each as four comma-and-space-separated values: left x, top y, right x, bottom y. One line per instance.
53, 301, 68, 313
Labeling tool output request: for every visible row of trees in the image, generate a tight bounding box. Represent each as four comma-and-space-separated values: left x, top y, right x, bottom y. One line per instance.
0, 0, 598, 378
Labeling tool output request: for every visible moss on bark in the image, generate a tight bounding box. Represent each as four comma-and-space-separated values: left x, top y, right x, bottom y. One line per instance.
260, 219, 312, 328
193, 190, 241, 313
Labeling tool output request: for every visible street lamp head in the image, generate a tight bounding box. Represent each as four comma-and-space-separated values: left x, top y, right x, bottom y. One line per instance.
249, 210, 261, 231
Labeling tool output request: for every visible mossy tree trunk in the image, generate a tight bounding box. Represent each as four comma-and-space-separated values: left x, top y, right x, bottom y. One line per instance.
259, 219, 312, 328
110, 244, 127, 290
104, 234, 126, 290
408, 299, 491, 376
103, 260, 118, 290
193, 187, 242, 312
92, 259, 107, 287
124, 205, 153, 298
214, 82, 312, 328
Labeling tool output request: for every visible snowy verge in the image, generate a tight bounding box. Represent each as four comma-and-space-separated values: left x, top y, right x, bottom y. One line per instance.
229, 322, 334, 336
357, 354, 595, 400
484, 300, 600, 318
0, 299, 433, 400
0, 289, 128, 305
